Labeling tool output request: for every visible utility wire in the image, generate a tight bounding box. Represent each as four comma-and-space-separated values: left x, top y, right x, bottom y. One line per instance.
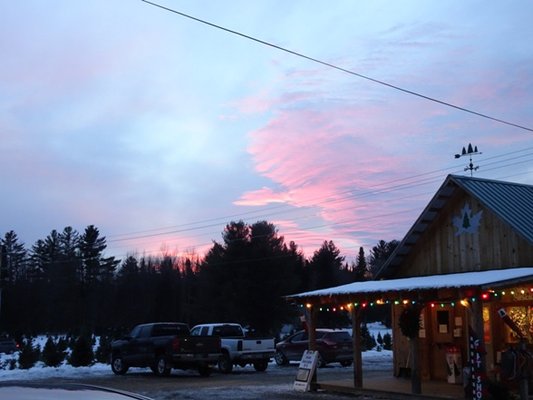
107, 154, 533, 254
141, 0, 533, 134
108, 148, 533, 244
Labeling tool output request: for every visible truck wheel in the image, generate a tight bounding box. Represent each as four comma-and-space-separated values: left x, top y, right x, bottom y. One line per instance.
218, 353, 233, 373
111, 355, 129, 375
253, 360, 268, 372
198, 365, 212, 377
274, 351, 288, 366
154, 355, 171, 377
317, 352, 327, 368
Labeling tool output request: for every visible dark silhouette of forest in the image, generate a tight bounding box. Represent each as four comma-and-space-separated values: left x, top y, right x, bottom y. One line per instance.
0, 222, 397, 337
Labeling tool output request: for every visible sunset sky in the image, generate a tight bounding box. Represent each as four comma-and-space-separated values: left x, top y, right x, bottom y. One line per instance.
2, 0, 532, 262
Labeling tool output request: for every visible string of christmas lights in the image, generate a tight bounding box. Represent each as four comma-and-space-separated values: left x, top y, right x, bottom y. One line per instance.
296, 287, 533, 312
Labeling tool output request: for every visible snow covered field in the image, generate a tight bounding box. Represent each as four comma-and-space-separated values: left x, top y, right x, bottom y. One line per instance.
0, 323, 392, 382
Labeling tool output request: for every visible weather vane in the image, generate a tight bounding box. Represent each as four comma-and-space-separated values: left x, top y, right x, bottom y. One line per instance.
454, 143, 482, 177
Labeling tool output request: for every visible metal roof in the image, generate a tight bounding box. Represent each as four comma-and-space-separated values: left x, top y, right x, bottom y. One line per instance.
452, 175, 533, 242
375, 175, 533, 279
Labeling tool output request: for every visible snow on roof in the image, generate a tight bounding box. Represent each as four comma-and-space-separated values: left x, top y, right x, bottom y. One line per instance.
287, 267, 533, 300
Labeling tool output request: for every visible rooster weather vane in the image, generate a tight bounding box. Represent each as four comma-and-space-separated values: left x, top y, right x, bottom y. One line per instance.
454, 143, 481, 177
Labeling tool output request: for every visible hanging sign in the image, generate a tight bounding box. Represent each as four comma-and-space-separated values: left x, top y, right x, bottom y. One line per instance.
293, 350, 319, 392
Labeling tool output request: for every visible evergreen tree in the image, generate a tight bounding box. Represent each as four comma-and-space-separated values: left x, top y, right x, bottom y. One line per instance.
198, 221, 302, 335
79, 225, 118, 284
360, 324, 377, 351
376, 332, 383, 346
117, 255, 139, 278
69, 334, 94, 367
383, 332, 392, 350
353, 247, 367, 282
28, 239, 49, 281
18, 338, 40, 369
308, 240, 344, 290
1, 231, 27, 284
368, 240, 399, 277
42, 336, 65, 367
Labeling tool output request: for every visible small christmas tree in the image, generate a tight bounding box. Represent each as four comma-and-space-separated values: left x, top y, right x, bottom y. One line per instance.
18, 338, 40, 369
383, 332, 392, 350
69, 335, 94, 367
42, 336, 65, 367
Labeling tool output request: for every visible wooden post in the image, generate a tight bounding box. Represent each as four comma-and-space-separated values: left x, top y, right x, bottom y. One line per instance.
410, 336, 421, 394
307, 305, 318, 391
351, 306, 363, 388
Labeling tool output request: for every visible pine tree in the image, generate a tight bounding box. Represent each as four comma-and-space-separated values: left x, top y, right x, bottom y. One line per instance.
360, 324, 377, 351
377, 332, 383, 345
353, 247, 367, 282
1, 231, 28, 284
42, 336, 65, 367
69, 334, 94, 367
308, 240, 344, 290
368, 240, 399, 277
18, 338, 40, 369
79, 225, 118, 285
383, 332, 392, 350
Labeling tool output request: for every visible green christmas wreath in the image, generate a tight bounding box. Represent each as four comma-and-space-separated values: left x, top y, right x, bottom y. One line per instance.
399, 305, 422, 339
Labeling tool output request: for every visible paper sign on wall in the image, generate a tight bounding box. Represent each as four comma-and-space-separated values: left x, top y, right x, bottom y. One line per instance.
293, 350, 319, 392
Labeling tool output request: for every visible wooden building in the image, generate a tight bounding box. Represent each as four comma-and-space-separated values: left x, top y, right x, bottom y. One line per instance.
287, 174, 533, 396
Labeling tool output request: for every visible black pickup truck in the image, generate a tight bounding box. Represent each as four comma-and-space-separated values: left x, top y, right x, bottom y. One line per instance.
110, 322, 221, 377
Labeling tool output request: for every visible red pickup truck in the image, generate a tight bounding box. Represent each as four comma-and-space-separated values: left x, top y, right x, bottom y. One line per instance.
110, 322, 221, 377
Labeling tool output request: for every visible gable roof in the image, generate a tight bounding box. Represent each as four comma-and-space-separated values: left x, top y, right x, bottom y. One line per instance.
375, 174, 533, 279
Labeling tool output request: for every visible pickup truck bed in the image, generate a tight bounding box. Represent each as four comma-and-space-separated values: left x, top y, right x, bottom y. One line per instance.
191, 323, 275, 373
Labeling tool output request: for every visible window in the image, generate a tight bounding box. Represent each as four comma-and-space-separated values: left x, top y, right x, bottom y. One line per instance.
437, 311, 450, 334
139, 325, 152, 338
190, 327, 200, 336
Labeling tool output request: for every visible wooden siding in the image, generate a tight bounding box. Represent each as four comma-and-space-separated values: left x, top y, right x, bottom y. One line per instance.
394, 189, 533, 278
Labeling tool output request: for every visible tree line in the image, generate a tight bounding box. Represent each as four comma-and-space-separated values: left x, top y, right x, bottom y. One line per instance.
0, 221, 398, 337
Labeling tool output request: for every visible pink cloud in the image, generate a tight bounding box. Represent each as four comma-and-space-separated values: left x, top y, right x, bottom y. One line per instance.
234, 187, 291, 206
233, 25, 533, 257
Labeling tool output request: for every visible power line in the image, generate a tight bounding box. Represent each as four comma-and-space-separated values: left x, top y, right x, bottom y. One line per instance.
106, 152, 533, 247
141, 0, 533, 134
105, 154, 533, 259
107, 147, 533, 245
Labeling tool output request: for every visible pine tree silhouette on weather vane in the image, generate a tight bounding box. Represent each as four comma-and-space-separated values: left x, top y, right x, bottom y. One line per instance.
454, 143, 481, 177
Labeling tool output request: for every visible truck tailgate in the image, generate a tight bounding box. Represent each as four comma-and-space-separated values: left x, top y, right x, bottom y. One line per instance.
240, 338, 275, 352
177, 336, 220, 354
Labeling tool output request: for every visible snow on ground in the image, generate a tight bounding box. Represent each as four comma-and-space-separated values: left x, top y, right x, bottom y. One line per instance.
0, 324, 392, 381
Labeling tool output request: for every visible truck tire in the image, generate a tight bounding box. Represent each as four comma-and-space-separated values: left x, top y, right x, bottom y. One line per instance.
154, 355, 171, 377
253, 360, 268, 372
218, 353, 233, 373
317, 352, 327, 368
198, 365, 212, 377
111, 354, 129, 375
274, 351, 288, 366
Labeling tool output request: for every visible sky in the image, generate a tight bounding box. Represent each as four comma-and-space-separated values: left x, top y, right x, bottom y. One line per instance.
1, 0, 533, 263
